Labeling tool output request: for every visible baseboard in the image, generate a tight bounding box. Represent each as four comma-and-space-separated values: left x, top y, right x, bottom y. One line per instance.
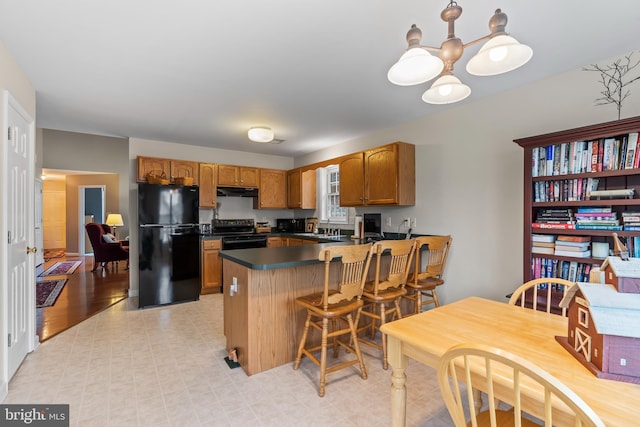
128, 289, 138, 297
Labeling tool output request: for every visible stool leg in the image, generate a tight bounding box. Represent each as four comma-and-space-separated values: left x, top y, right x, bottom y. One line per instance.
432, 288, 440, 307
294, 312, 312, 370
379, 303, 388, 370
332, 319, 339, 358
319, 317, 329, 397
347, 312, 367, 380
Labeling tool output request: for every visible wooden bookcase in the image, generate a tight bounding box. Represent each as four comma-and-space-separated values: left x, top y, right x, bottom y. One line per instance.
515, 116, 640, 283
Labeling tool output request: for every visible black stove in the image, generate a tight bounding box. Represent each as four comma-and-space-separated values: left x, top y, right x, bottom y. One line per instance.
212, 219, 267, 250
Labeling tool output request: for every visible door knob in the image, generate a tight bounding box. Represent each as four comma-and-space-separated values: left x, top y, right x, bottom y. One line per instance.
26, 246, 37, 254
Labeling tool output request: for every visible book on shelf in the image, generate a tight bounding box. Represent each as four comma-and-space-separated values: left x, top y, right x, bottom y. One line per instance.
625, 132, 638, 168
532, 246, 555, 255
532, 223, 576, 230
577, 207, 612, 213
575, 220, 620, 226
624, 226, 640, 231
532, 146, 539, 177
532, 234, 556, 243
632, 132, 640, 169
589, 188, 635, 200
546, 145, 554, 176
574, 212, 616, 219
603, 138, 615, 171
555, 243, 590, 252
554, 240, 591, 247
574, 224, 623, 230
554, 249, 591, 258
622, 216, 640, 222
591, 140, 599, 172
556, 235, 591, 243
532, 241, 556, 248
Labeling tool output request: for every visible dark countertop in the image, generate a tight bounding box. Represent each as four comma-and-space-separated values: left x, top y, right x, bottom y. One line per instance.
219, 240, 354, 270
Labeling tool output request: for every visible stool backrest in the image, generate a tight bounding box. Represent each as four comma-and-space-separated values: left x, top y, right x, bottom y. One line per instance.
318, 243, 374, 309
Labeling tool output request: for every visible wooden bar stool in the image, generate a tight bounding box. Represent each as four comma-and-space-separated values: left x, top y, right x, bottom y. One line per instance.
356, 239, 415, 370
293, 243, 374, 397
404, 235, 452, 314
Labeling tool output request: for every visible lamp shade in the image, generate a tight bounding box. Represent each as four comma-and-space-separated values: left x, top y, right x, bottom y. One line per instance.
248, 126, 275, 143
422, 75, 471, 104
387, 48, 444, 86
105, 213, 124, 227
465, 34, 533, 76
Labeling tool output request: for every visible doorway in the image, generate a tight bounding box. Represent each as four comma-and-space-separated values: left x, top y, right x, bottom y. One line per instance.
79, 186, 105, 255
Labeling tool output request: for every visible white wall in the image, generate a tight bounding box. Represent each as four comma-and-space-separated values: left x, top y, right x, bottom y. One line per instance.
0, 39, 36, 401
128, 138, 295, 295
295, 52, 640, 305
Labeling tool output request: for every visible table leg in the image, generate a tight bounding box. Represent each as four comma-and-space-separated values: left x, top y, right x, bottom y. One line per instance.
387, 335, 407, 427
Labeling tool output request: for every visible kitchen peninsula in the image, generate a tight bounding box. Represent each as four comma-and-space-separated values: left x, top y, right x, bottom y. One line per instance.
220, 239, 356, 376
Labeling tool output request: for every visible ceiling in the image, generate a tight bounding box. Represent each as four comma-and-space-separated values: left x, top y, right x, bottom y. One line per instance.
1, 1, 640, 158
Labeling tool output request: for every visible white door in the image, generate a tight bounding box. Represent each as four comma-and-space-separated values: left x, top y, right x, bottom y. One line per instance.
6, 92, 35, 380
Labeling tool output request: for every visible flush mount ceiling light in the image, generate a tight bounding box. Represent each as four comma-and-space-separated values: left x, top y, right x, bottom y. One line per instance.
388, 1, 533, 104
248, 126, 275, 143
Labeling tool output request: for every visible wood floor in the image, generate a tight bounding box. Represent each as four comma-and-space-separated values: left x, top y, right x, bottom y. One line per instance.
36, 254, 130, 342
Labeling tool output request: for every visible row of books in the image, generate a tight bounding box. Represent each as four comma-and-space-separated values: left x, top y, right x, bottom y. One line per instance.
531, 132, 640, 177
622, 211, 640, 231
533, 178, 599, 202
532, 234, 592, 258
531, 257, 596, 283
532, 207, 627, 230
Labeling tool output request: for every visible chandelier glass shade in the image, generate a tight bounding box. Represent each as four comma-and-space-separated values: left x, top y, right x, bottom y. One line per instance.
248, 126, 275, 143
388, 2, 532, 104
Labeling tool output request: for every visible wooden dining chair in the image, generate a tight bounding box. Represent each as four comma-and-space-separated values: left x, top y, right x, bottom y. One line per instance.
404, 235, 452, 314
293, 243, 374, 397
356, 239, 415, 369
437, 343, 605, 427
508, 277, 575, 316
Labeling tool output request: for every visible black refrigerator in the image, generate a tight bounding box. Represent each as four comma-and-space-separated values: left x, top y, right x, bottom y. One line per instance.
138, 183, 200, 308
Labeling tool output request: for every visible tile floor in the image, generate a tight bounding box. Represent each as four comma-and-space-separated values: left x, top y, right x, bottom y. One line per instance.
5, 294, 454, 426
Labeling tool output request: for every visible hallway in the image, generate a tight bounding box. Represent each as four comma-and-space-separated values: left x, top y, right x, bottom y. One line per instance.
37, 254, 129, 341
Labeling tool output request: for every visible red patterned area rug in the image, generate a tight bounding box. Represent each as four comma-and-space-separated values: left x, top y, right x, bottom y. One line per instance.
39, 260, 82, 277
36, 279, 67, 308
43, 248, 66, 261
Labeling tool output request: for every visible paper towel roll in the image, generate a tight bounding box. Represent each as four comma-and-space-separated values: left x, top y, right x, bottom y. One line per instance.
354, 215, 363, 238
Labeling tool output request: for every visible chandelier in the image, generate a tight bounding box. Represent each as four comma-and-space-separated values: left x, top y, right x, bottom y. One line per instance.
388, 1, 533, 104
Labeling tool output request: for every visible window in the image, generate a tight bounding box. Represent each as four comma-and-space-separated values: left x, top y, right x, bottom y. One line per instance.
317, 166, 348, 223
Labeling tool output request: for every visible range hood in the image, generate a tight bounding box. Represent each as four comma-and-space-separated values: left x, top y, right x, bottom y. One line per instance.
216, 186, 258, 197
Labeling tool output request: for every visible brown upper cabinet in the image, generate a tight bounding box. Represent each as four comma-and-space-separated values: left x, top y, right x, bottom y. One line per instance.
199, 163, 217, 208
287, 168, 316, 209
256, 169, 287, 209
137, 156, 199, 185
339, 142, 415, 206
170, 160, 199, 185
218, 164, 259, 187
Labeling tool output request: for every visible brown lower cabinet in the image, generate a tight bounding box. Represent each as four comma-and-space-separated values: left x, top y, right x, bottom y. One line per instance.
201, 239, 222, 294
267, 237, 284, 247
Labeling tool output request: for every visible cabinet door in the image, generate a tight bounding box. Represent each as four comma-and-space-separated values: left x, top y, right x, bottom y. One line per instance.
201, 240, 222, 294
267, 237, 284, 247
218, 164, 239, 186
365, 144, 398, 205
258, 169, 287, 209
137, 156, 170, 182
287, 169, 302, 208
171, 160, 199, 185
199, 163, 217, 208
339, 153, 365, 206
287, 238, 304, 246
239, 167, 259, 187
301, 169, 317, 209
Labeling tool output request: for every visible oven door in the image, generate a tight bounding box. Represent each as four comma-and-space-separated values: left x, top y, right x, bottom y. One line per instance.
221, 235, 268, 250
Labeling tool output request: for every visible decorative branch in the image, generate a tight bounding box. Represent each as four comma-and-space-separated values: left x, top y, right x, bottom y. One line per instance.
583, 51, 640, 120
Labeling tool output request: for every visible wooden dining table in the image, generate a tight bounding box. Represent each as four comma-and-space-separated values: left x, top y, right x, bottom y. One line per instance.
379, 296, 640, 426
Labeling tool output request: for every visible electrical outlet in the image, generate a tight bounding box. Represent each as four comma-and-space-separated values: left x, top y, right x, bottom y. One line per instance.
411, 218, 417, 228
386, 217, 392, 226
404, 217, 411, 225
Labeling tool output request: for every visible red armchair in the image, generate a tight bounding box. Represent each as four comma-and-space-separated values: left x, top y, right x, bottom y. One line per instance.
85, 222, 129, 271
